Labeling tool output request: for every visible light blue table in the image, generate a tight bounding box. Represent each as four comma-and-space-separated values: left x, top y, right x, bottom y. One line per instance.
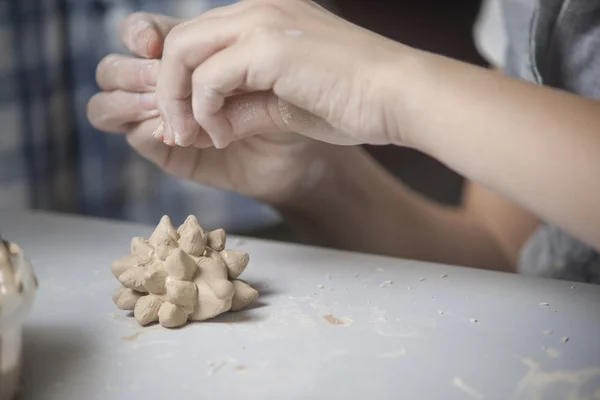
2, 210, 599, 399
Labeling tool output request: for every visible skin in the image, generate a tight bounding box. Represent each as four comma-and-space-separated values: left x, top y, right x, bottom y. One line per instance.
88, 0, 600, 272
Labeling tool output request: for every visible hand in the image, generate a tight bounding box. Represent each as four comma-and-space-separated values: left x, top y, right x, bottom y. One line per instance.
87, 11, 337, 205
154, 0, 407, 149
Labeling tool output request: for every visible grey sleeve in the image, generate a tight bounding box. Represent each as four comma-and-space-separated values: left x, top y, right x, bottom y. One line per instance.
518, 224, 600, 284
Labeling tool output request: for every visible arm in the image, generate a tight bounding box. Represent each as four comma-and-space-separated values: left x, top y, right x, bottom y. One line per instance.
382, 48, 600, 251
279, 144, 538, 272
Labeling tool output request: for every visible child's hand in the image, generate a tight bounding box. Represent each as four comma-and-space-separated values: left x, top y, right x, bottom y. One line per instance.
155, 0, 407, 148
87, 11, 341, 206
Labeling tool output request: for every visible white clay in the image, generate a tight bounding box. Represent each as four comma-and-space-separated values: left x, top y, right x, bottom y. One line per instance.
190, 280, 233, 321
220, 250, 250, 279
118, 266, 148, 293
110, 215, 258, 328
112, 286, 126, 304
153, 231, 178, 261
110, 255, 136, 278
158, 301, 187, 328
196, 250, 229, 281
134, 294, 163, 326
177, 215, 206, 256
113, 287, 142, 310
130, 237, 154, 262
150, 216, 179, 244
143, 261, 168, 294
207, 229, 226, 251
165, 277, 197, 312
165, 249, 197, 281
231, 279, 259, 311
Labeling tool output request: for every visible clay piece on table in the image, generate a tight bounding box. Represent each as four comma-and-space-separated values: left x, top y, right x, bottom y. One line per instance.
111, 215, 259, 328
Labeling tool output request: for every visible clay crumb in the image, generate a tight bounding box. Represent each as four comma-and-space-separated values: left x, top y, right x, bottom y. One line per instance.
207, 361, 226, 376
437, 310, 444, 315
540, 302, 550, 307
544, 347, 560, 358
440, 274, 448, 279
570, 285, 575, 289
542, 330, 553, 335
452, 377, 484, 400
318, 284, 324, 289
234, 365, 246, 373
429, 296, 434, 299
469, 318, 478, 324
561, 336, 569, 343
121, 331, 144, 341
419, 278, 426, 282
322, 314, 352, 327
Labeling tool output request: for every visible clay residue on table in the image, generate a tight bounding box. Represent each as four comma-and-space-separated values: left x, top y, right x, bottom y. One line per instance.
234, 365, 247, 373
452, 376, 484, 399
322, 314, 352, 327
543, 347, 560, 358
516, 358, 600, 399
121, 331, 144, 341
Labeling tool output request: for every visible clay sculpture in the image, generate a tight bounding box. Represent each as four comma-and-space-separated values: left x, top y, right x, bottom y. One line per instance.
111, 215, 258, 328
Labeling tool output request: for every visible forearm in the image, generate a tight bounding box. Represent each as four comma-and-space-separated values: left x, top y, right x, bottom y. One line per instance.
279, 145, 510, 271
387, 48, 600, 251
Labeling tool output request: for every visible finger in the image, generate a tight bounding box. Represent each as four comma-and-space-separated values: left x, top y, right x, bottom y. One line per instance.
189, 25, 355, 146
189, 36, 292, 146
156, 10, 278, 147
126, 118, 225, 184
120, 12, 182, 58
87, 91, 159, 133
152, 117, 214, 148
96, 54, 159, 92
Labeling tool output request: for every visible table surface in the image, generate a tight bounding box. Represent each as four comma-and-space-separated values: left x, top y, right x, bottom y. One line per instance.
2, 210, 599, 400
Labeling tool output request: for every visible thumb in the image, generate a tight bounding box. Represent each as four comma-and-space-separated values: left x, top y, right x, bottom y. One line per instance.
119, 12, 182, 59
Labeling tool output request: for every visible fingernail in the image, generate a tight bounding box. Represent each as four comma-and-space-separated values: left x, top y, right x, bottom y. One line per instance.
130, 19, 152, 56
138, 92, 156, 110
174, 134, 184, 147
208, 131, 229, 150
152, 120, 164, 141
163, 123, 176, 146
142, 62, 158, 87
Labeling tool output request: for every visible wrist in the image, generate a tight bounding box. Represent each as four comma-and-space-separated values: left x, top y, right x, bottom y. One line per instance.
273, 144, 406, 251
275, 144, 365, 214
373, 45, 437, 151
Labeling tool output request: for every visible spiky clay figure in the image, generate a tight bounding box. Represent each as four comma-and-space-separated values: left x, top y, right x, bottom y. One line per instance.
111, 215, 258, 328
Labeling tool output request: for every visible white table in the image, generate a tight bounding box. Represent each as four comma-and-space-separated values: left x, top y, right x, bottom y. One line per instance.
3, 210, 599, 399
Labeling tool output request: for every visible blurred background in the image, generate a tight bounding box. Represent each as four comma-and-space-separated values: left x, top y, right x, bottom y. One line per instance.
0, 0, 502, 240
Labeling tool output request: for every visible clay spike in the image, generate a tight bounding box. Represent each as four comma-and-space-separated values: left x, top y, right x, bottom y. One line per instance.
150, 215, 179, 245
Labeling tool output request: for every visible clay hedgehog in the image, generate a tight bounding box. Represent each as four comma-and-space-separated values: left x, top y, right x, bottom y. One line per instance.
111, 215, 258, 328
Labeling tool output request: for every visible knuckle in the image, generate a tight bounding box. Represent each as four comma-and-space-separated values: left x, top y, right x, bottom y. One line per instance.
163, 24, 186, 57
256, 3, 287, 24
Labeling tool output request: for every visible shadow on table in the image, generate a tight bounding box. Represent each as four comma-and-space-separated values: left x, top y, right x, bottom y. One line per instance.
19, 324, 93, 398
200, 279, 273, 324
